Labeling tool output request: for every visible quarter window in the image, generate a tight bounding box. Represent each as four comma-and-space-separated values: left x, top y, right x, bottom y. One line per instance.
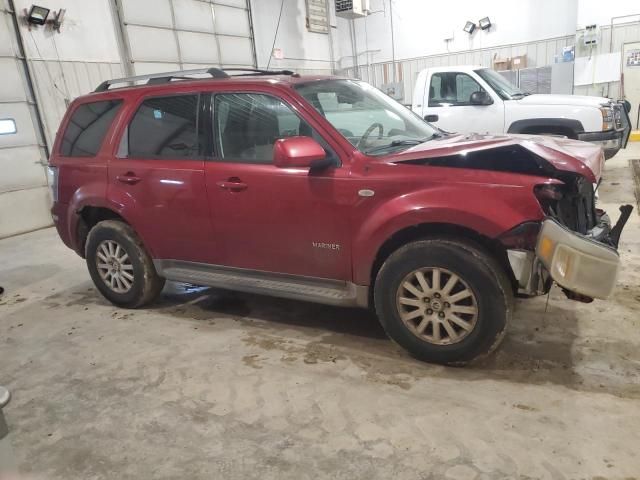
214, 93, 324, 164
128, 94, 204, 159
428, 72, 486, 107
60, 100, 122, 156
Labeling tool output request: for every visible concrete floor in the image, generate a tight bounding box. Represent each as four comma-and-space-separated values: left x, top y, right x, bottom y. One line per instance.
1, 145, 640, 480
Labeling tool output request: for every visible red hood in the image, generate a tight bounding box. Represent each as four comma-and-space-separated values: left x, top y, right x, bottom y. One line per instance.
386, 133, 604, 183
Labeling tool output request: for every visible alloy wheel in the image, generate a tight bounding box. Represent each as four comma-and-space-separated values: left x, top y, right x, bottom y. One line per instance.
96, 240, 134, 294
396, 267, 478, 345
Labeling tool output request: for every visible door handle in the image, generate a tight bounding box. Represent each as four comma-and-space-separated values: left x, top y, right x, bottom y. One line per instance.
216, 180, 248, 191
116, 172, 141, 185
424, 114, 439, 122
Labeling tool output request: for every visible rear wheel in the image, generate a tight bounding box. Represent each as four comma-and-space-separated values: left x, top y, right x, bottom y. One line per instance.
374, 238, 513, 365
85, 220, 165, 308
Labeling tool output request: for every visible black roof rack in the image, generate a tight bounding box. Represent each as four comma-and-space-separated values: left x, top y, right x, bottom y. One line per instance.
94, 67, 298, 92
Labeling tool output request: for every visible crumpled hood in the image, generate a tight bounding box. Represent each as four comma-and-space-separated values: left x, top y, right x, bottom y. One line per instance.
515, 93, 610, 107
387, 133, 604, 182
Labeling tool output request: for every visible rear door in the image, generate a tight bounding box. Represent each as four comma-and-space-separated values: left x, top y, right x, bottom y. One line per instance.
203, 89, 352, 280
423, 71, 504, 134
108, 92, 216, 263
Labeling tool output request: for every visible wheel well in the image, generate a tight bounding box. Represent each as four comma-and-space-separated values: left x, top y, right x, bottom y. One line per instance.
370, 223, 516, 293
519, 125, 577, 140
76, 207, 127, 258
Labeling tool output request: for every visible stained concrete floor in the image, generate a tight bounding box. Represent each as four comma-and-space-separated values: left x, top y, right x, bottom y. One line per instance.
1, 145, 640, 480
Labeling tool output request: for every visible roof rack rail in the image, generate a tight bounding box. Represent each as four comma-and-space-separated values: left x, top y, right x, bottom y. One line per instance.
94, 67, 298, 92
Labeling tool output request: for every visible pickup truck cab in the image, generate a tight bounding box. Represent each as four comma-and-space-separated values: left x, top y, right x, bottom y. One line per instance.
49, 68, 632, 365
412, 65, 631, 159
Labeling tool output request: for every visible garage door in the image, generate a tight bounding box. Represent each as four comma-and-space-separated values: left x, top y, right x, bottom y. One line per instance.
0, 2, 51, 239
115, 0, 256, 75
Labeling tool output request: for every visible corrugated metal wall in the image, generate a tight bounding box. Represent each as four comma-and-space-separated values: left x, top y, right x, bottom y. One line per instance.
340, 35, 575, 104
574, 20, 640, 98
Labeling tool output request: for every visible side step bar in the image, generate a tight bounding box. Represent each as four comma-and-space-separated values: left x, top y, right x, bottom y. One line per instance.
154, 260, 368, 308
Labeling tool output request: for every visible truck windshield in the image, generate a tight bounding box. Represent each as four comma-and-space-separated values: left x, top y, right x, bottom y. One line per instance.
474, 68, 526, 100
295, 79, 438, 156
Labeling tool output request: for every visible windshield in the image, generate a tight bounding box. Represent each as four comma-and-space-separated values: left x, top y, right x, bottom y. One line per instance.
474, 68, 525, 100
295, 79, 438, 156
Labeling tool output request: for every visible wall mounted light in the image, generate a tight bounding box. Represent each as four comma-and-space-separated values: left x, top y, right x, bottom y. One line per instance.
479, 17, 492, 30
463, 21, 476, 34
26, 5, 50, 25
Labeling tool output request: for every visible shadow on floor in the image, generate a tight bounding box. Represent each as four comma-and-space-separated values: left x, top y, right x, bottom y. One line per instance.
36, 280, 640, 398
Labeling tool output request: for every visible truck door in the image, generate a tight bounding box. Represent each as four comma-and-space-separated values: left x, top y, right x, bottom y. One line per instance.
422, 71, 504, 135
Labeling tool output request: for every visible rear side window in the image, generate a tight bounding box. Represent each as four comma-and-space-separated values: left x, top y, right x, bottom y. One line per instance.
128, 94, 204, 159
60, 100, 122, 156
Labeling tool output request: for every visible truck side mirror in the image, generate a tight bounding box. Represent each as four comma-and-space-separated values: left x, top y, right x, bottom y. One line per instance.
470, 91, 493, 106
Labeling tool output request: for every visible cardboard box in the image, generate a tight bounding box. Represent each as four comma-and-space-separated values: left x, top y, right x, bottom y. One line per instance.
493, 57, 511, 71
511, 55, 528, 69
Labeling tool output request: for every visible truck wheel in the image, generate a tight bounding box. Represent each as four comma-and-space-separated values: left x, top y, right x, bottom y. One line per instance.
85, 220, 165, 308
374, 238, 513, 365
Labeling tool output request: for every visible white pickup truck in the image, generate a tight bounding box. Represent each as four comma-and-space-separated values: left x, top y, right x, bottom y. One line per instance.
411, 65, 631, 159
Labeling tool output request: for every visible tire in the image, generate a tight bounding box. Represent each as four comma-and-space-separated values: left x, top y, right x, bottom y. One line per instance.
85, 220, 165, 308
374, 238, 513, 365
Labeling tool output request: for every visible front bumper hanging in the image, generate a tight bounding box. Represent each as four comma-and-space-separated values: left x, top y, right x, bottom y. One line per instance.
534, 205, 632, 300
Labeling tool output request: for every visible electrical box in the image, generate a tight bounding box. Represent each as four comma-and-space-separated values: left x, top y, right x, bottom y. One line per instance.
583, 24, 598, 47
335, 0, 369, 19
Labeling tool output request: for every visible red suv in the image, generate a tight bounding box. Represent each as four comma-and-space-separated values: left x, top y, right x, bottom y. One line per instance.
49, 68, 632, 365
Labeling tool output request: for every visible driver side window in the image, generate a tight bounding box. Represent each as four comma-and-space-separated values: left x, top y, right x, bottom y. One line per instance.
429, 72, 484, 107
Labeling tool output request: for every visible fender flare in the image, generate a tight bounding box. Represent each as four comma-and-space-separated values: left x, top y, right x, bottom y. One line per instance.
507, 118, 584, 137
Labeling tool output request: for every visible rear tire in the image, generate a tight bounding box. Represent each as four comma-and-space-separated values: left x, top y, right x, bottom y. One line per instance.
374, 238, 513, 365
85, 220, 165, 308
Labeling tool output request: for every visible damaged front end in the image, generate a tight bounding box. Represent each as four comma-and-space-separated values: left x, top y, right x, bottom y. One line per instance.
504, 174, 633, 301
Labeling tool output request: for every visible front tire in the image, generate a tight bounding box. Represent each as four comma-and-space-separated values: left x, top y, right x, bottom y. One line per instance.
85, 220, 165, 308
374, 238, 513, 365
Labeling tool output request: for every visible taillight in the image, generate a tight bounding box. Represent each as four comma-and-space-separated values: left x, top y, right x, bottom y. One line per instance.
498, 221, 541, 250
47, 165, 59, 202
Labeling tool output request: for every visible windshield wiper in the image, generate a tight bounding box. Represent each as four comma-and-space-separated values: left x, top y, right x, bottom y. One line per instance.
365, 138, 430, 155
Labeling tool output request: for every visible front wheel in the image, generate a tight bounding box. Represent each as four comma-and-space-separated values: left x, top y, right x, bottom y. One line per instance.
374, 238, 513, 365
85, 220, 165, 308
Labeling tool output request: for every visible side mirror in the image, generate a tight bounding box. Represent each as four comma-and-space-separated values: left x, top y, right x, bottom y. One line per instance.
273, 136, 327, 169
470, 91, 493, 106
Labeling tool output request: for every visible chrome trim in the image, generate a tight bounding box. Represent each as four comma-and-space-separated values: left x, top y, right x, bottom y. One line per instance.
154, 260, 369, 308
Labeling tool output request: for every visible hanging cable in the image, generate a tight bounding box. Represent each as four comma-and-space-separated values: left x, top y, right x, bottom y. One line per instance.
266, 0, 285, 70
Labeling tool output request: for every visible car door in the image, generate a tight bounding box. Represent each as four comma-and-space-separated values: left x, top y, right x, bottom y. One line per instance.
108, 92, 217, 264
204, 89, 352, 281
423, 71, 504, 134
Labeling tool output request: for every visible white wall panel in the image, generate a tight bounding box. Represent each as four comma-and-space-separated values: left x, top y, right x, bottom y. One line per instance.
0, 58, 27, 102
132, 62, 182, 75
177, 32, 220, 64
173, 0, 215, 32
215, 0, 247, 7
0, 187, 52, 239
121, 0, 174, 28
127, 26, 180, 63
213, 4, 250, 36
0, 146, 47, 194
218, 36, 254, 65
